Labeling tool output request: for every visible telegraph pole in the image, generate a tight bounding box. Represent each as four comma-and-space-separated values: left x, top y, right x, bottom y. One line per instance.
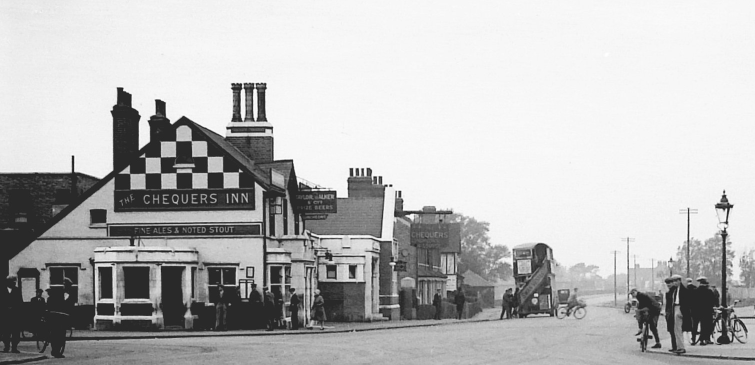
611, 250, 619, 306
622, 237, 635, 299
679, 208, 698, 278
633, 255, 638, 289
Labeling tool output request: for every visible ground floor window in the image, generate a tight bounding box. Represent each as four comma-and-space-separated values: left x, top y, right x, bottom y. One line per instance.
98, 267, 113, 300
269, 265, 291, 303
124, 267, 150, 299
326, 265, 336, 279
49, 266, 78, 302
208, 267, 236, 303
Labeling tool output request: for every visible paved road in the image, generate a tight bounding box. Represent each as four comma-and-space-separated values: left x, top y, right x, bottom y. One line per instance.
16, 297, 746, 365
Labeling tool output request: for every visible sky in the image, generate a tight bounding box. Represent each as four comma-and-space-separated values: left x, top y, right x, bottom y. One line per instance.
2, 1, 755, 279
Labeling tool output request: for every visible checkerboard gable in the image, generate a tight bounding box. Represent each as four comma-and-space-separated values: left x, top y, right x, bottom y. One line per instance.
115, 125, 255, 191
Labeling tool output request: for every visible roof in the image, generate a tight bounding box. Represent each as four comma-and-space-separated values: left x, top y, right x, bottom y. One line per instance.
10, 116, 290, 256
512, 242, 550, 250
306, 197, 384, 237
461, 270, 495, 287
418, 266, 447, 278
0, 172, 100, 182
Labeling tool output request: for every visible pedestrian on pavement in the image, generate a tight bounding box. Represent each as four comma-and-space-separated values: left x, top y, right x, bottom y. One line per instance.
711, 285, 720, 307
684, 278, 697, 344
29, 288, 47, 338
512, 283, 522, 318
274, 288, 284, 328
0, 275, 23, 353
454, 288, 466, 320
289, 288, 300, 330
500, 288, 513, 320
263, 286, 276, 331
694, 277, 716, 345
248, 283, 263, 329
666, 274, 691, 354
311, 289, 326, 330
630, 288, 662, 349
215, 286, 229, 331
47, 278, 75, 359
433, 289, 443, 320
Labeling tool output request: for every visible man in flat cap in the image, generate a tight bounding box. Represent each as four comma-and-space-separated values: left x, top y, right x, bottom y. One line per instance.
47, 278, 76, 358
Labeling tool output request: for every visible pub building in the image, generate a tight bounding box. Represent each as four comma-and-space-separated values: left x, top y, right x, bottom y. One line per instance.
9, 84, 319, 330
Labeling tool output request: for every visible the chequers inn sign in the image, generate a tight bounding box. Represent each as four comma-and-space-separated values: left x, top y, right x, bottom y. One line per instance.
114, 188, 254, 211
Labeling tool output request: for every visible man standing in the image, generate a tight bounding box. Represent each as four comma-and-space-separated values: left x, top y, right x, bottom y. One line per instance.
215, 286, 230, 331
630, 288, 662, 349
47, 278, 75, 358
432, 289, 443, 320
289, 288, 300, 330
667, 274, 691, 354
30, 289, 46, 337
248, 284, 263, 329
454, 288, 466, 320
685, 278, 698, 344
0, 276, 23, 353
263, 287, 276, 331
694, 277, 716, 345
500, 289, 513, 320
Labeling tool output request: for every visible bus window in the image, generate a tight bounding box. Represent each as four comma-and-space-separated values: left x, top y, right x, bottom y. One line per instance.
514, 250, 531, 259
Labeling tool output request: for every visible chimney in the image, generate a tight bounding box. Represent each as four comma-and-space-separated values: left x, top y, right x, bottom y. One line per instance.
395, 190, 404, 212
256, 83, 267, 122
225, 82, 274, 162
70, 155, 77, 198
111, 87, 141, 170
231, 83, 242, 123
148, 100, 172, 143
243, 83, 255, 122
347, 167, 384, 198
420, 206, 438, 224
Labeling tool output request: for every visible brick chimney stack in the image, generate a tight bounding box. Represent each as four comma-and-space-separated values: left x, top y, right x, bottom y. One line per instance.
348, 167, 385, 198
226, 82, 274, 162
111, 87, 141, 170
148, 99, 172, 143
395, 190, 404, 212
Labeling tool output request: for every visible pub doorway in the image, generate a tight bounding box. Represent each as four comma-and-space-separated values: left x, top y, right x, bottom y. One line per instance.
161, 266, 185, 328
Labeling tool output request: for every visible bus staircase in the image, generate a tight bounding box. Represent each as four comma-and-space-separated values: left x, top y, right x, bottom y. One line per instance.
516, 263, 549, 313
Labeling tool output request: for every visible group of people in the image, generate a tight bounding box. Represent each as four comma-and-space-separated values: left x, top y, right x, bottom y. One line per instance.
217, 284, 327, 331
500, 284, 529, 319
431, 288, 469, 320
632, 274, 723, 354
0, 275, 74, 359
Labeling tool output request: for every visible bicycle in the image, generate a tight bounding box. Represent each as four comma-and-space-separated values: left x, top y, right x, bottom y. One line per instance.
636, 309, 651, 352
556, 302, 586, 319
714, 300, 748, 344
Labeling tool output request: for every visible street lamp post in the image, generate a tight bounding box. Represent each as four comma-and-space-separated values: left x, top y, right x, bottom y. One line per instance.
715, 190, 733, 344
668, 257, 674, 276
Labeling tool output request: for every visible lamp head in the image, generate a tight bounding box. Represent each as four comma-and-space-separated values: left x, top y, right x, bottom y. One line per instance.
715, 190, 733, 227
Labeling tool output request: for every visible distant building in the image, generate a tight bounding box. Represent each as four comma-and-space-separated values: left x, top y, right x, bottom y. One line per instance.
0, 171, 99, 279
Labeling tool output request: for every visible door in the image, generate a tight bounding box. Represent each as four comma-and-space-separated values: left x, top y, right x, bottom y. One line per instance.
161, 267, 184, 328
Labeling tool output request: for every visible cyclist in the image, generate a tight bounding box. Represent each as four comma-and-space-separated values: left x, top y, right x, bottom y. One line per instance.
566, 288, 580, 316
631, 288, 662, 349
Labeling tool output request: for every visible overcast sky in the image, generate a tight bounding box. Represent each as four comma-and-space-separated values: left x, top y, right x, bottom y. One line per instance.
2, 1, 755, 278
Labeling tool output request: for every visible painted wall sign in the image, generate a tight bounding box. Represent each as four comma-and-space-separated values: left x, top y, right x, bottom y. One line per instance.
109, 223, 262, 236
114, 189, 254, 211
303, 214, 328, 220
294, 190, 337, 213
410, 223, 450, 247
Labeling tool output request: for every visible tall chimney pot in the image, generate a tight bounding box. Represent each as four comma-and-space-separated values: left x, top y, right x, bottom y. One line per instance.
149, 99, 171, 143
243, 83, 255, 122
255, 83, 267, 122
231, 83, 243, 123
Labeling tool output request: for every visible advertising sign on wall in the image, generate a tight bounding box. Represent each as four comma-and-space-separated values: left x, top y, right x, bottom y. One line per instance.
294, 190, 337, 213
109, 223, 262, 236
114, 189, 254, 211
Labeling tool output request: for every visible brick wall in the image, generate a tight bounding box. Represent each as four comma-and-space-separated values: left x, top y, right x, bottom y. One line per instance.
226, 136, 273, 163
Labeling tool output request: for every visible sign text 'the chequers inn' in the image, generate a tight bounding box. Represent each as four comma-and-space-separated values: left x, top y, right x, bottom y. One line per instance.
114, 188, 254, 211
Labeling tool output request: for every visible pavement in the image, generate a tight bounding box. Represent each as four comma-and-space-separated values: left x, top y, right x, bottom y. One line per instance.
2, 299, 753, 364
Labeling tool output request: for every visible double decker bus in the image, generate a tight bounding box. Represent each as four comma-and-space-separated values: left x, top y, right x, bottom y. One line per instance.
512, 243, 555, 317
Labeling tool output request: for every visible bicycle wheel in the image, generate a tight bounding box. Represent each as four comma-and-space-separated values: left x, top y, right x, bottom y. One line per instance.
556, 306, 567, 319
732, 318, 748, 344
624, 303, 631, 314
574, 307, 586, 319
640, 323, 649, 352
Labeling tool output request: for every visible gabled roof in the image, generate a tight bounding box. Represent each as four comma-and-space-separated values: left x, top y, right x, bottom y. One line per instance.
306, 197, 385, 237
257, 160, 299, 199
11, 116, 286, 257
461, 270, 495, 287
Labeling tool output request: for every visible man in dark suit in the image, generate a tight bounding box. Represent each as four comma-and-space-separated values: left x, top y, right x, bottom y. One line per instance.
694, 277, 716, 345
263, 287, 276, 331
248, 284, 263, 329
289, 288, 300, 330
454, 288, 466, 320
433, 289, 443, 320
47, 278, 76, 358
0, 276, 23, 353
